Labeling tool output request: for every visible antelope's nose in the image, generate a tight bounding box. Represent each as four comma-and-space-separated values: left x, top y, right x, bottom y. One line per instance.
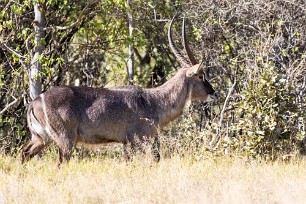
211, 92, 217, 99
206, 92, 217, 102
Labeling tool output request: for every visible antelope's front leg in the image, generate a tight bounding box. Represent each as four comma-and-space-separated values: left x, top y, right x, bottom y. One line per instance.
151, 136, 160, 162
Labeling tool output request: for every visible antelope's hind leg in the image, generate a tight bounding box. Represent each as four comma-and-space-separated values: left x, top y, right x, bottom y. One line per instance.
53, 131, 76, 166
21, 134, 46, 163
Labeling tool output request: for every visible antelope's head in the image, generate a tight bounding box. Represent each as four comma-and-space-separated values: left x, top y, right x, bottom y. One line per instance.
168, 15, 217, 102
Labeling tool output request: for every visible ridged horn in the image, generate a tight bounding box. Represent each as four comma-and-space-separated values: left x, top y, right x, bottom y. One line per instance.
168, 15, 192, 68
182, 16, 198, 65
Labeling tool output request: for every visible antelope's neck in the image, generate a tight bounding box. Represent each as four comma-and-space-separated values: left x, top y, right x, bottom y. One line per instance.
149, 72, 190, 128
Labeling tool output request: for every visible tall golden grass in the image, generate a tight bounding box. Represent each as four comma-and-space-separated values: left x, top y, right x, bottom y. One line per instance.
1, 152, 306, 204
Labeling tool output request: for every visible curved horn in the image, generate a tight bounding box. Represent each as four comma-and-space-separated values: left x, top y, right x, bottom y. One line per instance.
168, 15, 191, 68
182, 16, 198, 65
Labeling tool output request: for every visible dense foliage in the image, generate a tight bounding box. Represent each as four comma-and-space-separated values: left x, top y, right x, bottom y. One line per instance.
0, 0, 305, 160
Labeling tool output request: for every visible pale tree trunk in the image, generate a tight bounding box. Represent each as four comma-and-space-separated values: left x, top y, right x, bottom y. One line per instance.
29, 4, 45, 100
126, 0, 134, 84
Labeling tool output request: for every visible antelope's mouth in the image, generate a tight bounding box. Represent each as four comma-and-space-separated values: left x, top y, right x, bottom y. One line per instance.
207, 92, 217, 102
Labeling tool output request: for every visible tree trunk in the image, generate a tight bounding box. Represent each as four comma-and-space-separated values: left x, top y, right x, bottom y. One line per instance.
126, 0, 134, 84
29, 4, 45, 100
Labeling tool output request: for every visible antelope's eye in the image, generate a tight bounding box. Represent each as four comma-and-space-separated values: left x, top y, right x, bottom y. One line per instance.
198, 75, 205, 81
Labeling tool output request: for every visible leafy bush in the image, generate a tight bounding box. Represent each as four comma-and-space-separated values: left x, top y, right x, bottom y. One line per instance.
1, 0, 305, 161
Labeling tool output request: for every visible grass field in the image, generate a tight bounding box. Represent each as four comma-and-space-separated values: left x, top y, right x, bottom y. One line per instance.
1, 151, 306, 204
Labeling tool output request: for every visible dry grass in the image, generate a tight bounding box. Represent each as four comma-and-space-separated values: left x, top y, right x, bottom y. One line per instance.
1, 154, 306, 204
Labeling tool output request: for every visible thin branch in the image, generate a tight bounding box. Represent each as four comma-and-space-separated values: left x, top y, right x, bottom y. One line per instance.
1, 43, 26, 59
147, 3, 157, 20
212, 78, 237, 148
41, 0, 97, 31
0, 96, 20, 115
42, 21, 79, 31
1, 42, 28, 70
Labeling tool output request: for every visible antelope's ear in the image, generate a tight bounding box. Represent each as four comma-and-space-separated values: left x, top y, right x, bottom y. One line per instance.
186, 64, 202, 77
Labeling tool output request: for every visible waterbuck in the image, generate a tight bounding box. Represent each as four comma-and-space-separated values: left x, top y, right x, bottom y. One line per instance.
21, 16, 216, 164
